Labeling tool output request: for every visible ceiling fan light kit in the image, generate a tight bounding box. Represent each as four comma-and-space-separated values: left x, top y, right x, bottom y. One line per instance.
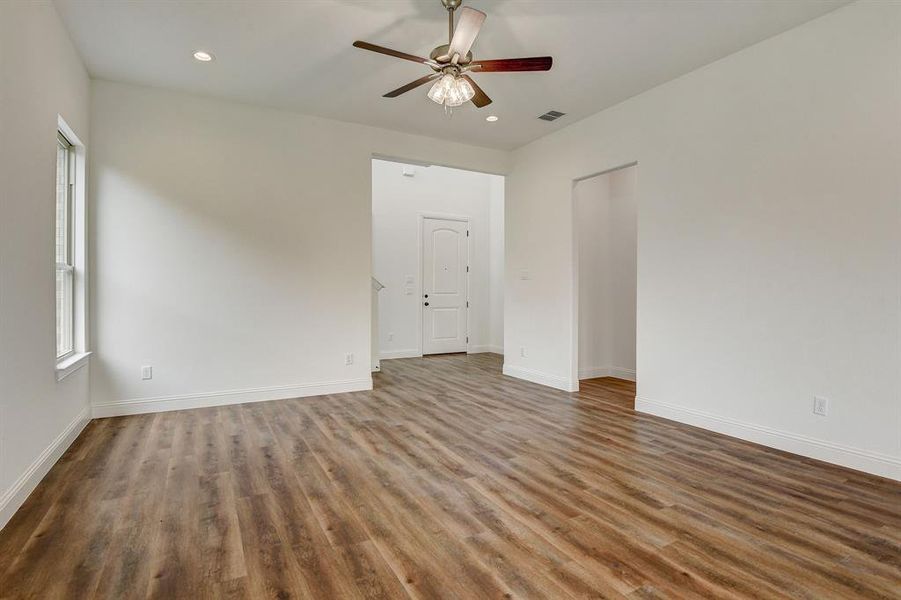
428, 73, 475, 107
352, 0, 553, 111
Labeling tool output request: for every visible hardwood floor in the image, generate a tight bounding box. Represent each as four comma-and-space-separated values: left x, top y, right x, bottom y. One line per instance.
1, 353, 899, 599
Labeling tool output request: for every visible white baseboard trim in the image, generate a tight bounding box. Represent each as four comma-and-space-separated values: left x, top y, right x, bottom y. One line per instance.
92, 377, 373, 418
503, 364, 578, 392
579, 366, 610, 379
0, 405, 91, 530
468, 345, 504, 355
579, 366, 636, 381
609, 367, 636, 381
379, 349, 422, 360
635, 396, 901, 481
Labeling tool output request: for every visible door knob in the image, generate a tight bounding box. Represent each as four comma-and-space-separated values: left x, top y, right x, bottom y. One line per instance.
424, 293, 429, 298
424, 302, 430, 306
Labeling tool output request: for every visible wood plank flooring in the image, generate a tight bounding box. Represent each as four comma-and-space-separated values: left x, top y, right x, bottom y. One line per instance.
1, 353, 899, 599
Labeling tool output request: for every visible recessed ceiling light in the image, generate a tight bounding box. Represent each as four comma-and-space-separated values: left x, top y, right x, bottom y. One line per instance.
486, 115, 499, 122
193, 51, 214, 62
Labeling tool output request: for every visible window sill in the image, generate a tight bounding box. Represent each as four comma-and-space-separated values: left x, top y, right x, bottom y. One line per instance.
56, 351, 91, 382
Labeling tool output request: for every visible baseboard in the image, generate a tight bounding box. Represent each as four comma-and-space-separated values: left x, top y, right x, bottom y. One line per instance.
468, 345, 504, 355
503, 364, 578, 392
0, 405, 91, 530
92, 377, 373, 418
579, 366, 636, 381
635, 396, 901, 481
610, 366, 636, 381
379, 349, 422, 360
579, 366, 610, 379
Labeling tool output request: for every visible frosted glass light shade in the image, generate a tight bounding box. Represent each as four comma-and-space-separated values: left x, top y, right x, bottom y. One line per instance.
428, 74, 475, 107
428, 74, 456, 105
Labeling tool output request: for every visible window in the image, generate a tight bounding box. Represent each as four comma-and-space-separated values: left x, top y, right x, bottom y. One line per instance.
56, 131, 75, 359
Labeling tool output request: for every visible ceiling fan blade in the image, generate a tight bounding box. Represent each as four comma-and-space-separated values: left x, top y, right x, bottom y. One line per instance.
353, 41, 436, 66
384, 73, 441, 98
461, 75, 491, 108
448, 7, 486, 60
470, 57, 553, 72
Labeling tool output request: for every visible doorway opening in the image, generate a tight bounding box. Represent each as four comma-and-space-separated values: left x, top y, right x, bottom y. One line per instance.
371, 158, 504, 372
573, 163, 637, 404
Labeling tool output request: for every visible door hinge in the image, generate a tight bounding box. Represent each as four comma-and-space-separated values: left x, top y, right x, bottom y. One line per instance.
466, 265, 470, 273
466, 301, 470, 308
466, 230, 470, 237
466, 336, 469, 344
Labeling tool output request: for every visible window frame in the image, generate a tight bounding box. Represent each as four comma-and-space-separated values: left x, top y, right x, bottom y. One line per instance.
56, 131, 76, 361
54, 116, 90, 379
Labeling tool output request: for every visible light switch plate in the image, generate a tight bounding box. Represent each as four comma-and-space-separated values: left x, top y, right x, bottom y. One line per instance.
141, 365, 152, 380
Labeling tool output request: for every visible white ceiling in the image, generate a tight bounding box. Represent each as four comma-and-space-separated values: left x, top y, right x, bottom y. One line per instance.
55, 0, 849, 150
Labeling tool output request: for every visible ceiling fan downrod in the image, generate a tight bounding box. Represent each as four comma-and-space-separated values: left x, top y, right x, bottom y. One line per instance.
442, 0, 463, 44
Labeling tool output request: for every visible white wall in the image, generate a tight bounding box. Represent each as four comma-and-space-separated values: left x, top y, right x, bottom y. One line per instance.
0, 1, 92, 528
505, 1, 901, 479
576, 166, 637, 380
89, 80, 508, 416
372, 159, 504, 358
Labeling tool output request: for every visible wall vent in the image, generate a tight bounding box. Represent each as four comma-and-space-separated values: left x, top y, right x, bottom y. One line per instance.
538, 110, 566, 122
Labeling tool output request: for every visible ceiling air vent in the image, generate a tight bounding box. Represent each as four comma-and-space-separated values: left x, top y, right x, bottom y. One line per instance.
538, 110, 566, 122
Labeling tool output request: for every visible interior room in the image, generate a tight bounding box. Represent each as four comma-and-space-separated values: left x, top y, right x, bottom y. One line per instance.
1, 1, 899, 597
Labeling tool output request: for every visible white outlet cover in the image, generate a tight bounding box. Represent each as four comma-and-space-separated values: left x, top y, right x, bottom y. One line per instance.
141, 365, 152, 380
813, 396, 829, 416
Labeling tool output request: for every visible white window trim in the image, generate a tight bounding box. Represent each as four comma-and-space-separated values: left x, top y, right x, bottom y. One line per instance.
56, 115, 89, 378
56, 351, 92, 382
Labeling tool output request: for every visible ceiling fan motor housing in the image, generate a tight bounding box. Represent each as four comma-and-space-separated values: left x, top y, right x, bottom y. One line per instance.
430, 45, 473, 66
441, 0, 463, 9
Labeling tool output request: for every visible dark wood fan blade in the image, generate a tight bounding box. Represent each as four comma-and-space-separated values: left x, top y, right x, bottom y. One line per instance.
461, 75, 491, 108
470, 57, 553, 72
353, 41, 434, 66
384, 73, 441, 98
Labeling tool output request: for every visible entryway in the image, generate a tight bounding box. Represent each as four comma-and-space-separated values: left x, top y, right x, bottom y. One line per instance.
574, 163, 638, 397
371, 158, 504, 367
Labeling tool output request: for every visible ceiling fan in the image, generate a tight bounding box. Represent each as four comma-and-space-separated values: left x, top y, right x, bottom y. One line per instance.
352, 0, 552, 109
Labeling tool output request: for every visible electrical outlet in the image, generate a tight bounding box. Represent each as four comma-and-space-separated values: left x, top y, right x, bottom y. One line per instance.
813, 396, 829, 416
387, 332, 394, 341
141, 365, 153, 380
520, 347, 527, 358
345, 353, 354, 366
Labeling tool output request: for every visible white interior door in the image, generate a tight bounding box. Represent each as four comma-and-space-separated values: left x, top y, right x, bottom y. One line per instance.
422, 217, 468, 355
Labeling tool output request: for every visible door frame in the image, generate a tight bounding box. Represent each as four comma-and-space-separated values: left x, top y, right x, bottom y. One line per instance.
418, 212, 471, 356
570, 160, 638, 390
